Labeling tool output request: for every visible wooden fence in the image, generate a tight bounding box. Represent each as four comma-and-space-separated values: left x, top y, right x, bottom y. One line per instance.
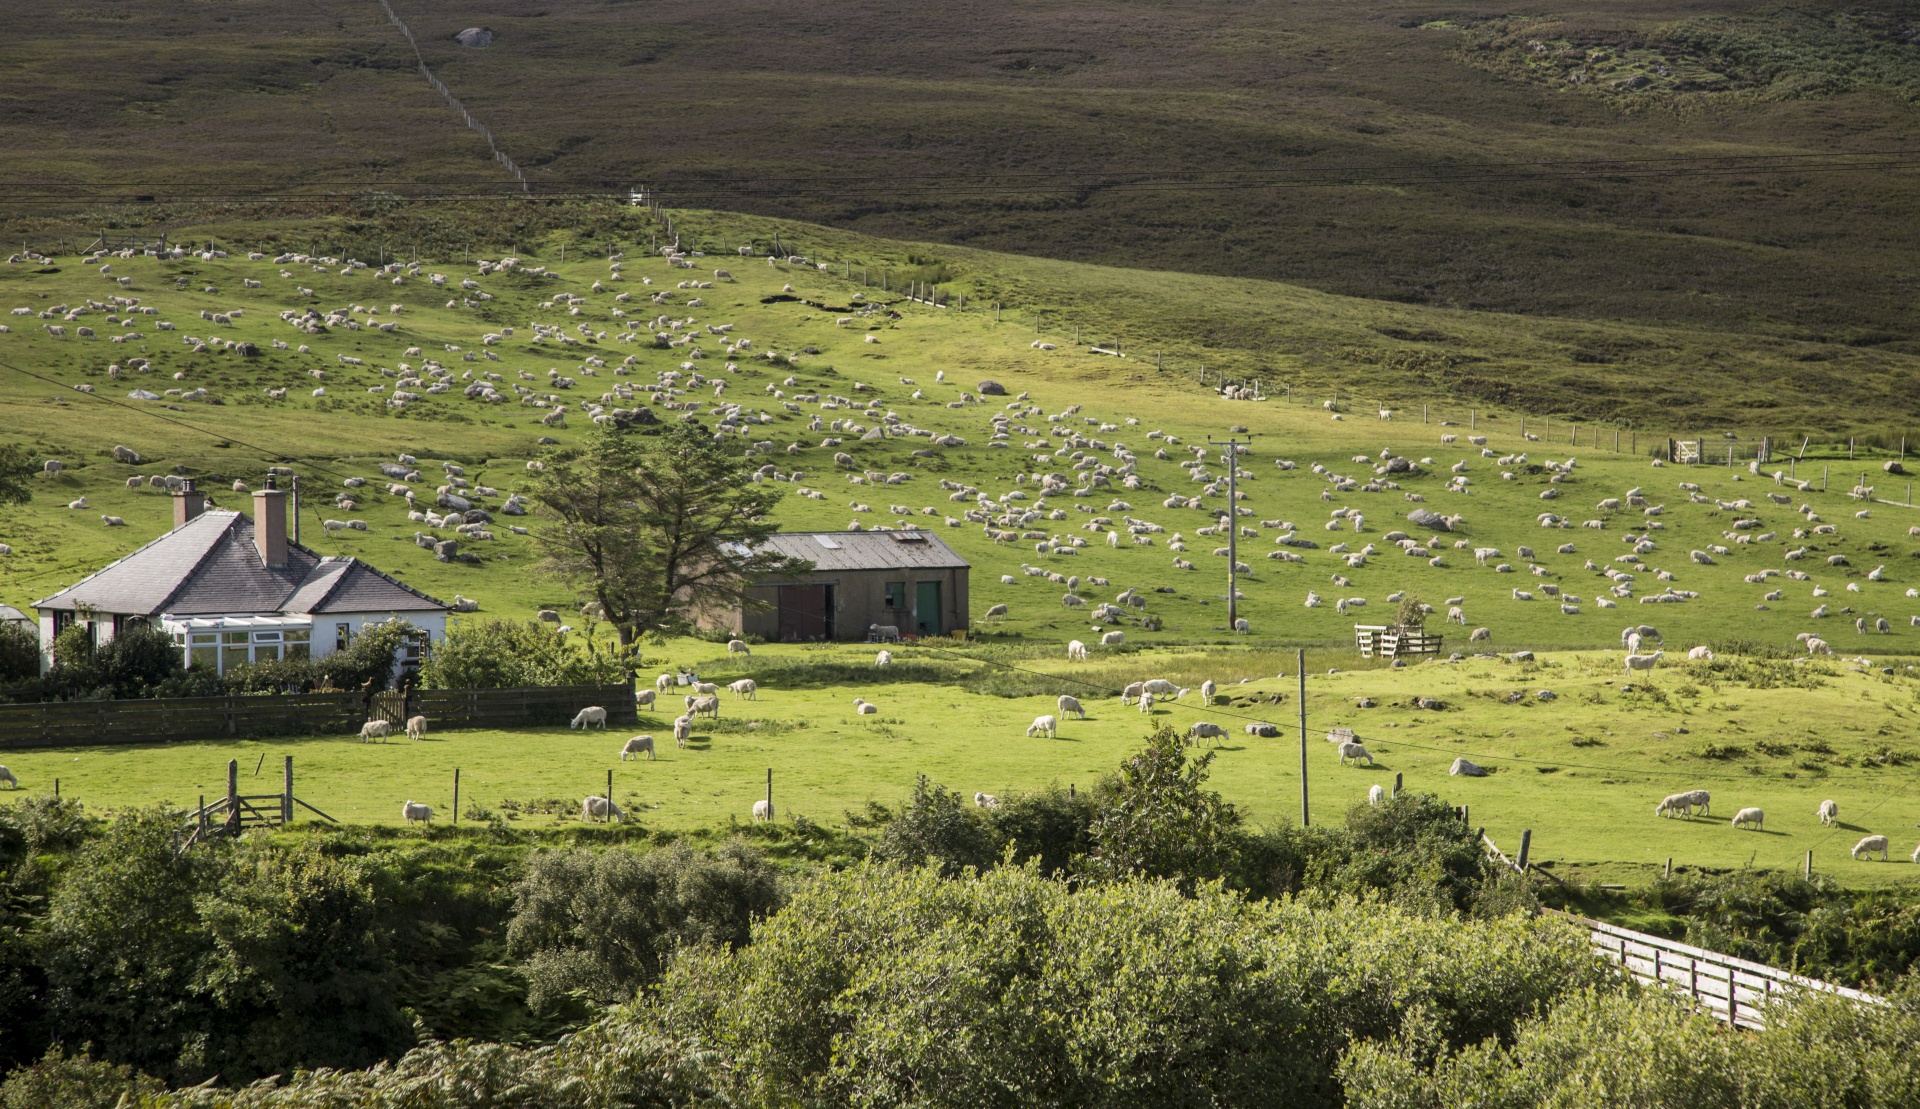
0, 682, 636, 750
1549, 911, 1881, 1030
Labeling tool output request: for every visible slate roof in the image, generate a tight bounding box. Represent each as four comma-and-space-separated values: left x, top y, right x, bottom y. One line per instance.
0, 605, 29, 625
753, 530, 969, 572
34, 510, 446, 617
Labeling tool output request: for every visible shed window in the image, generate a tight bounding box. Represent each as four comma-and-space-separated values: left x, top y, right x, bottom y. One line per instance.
885, 582, 906, 610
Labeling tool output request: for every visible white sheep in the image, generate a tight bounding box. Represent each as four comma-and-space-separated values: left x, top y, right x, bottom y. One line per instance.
656, 673, 675, 693
875, 649, 893, 667
1852, 834, 1889, 861
571, 706, 609, 730
1817, 799, 1838, 826
1654, 793, 1693, 819
983, 603, 1009, 622
1624, 651, 1664, 678
402, 801, 432, 824
727, 638, 751, 656
1101, 630, 1125, 646
621, 735, 656, 761
406, 715, 427, 740
1189, 721, 1228, 747
1368, 784, 1386, 806
635, 689, 656, 709
673, 715, 694, 747
1198, 678, 1217, 706
1338, 741, 1375, 767
1026, 714, 1058, 738
1057, 694, 1086, 720
1687, 646, 1714, 661
728, 679, 757, 700
1683, 789, 1711, 816
854, 698, 878, 715
1067, 639, 1088, 661
0, 766, 17, 789
583, 795, 625, 822
360, 720, 392, 743
974, 792, 1000, 808
1730, 807, 1765, 831
752, 798, 774, 822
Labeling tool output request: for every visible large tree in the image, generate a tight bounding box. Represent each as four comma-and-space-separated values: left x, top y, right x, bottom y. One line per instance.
526, 422, 810, 646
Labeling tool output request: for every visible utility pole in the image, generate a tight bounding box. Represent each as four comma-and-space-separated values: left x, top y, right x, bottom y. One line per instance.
1208, 434, 1252, 629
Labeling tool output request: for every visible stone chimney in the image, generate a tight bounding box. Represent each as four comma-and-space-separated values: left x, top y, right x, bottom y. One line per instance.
253, 476, 288, 569
172, 480, 205, 529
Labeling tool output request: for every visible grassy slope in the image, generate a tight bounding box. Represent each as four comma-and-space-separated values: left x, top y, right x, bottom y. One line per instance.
1, 219, 1917, 880
6, 1, 1920, 362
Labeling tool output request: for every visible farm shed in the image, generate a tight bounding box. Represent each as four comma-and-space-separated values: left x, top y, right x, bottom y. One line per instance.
32, 480, 447, 675
704, 531, 970, 642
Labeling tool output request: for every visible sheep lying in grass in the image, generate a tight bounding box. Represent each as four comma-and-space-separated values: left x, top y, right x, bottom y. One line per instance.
974, 792, 999, 808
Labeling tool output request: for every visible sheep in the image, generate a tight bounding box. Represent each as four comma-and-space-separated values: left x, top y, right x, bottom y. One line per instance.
1624, 651, 1664, 678
1449, 757, 1487, 777
752, 799, 774, 822
635, 688, 657, 710
1189, 721, 1228, 747
692, 682, 719, 696
570, 706, 609, 730
870, 623, 902, 642
727, 638, 751, 656
1654, 793, 1693, 819
1470, 627, 1491, 642
583, 795, 625, 823
1446, 606, 1466, 625
688, 695, 721, 720
656, 673, 676, 693
974, 792, 1000, 808
1057, 694, 1087, 720
1101, 630, 1126, 646
360, 720, 391, 743
1817, 799, 1838, 826
1687, 646, 1714, 661
1682, 790, 1711, 816
1199, 678, 1217, 706
1139, 690, 1155, 714
402, 801, 432, 824
1141, 679, 1184, 698
100, 514, 126, 527
1730, 807, 1765, 831
0, 766, 17, 789
673, 715, 694, 747
1368, 784, 1386, 806
854, 698, 878, 715
875, 649, 893, 667
406, 715, 427, 740
1027, 714, 1059, 738
1852, 834, 1889, 861
1338, 741, 1375, 767
621, 734, 656, 761
1806, 637, 1832, 656
1067, 639, 1088, 661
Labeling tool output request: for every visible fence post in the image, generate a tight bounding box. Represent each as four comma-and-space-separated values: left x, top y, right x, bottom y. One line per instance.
1471, 410, 1476, 430
1393, 771, 1402, 796
282, 756, 293, 825
1517, 829, 1531, 872
607, 768, 614, 821
766, 767, 774, 819
226, 759, 239, 836
453, 767, 460, 826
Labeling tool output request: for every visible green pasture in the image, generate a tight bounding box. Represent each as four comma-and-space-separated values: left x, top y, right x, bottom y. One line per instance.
6, 642, 1920, 885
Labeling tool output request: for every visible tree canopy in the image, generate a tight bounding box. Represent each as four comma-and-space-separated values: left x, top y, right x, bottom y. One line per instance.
524, 423, 811, 645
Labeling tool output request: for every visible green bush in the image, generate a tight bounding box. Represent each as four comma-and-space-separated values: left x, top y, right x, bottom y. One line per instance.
0, 625, 36, 686
419, 619, 629, 690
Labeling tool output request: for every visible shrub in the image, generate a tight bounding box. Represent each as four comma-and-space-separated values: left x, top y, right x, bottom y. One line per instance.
0, 625, 36, 686
420, 619, 629, 690
872, 775, 996, 876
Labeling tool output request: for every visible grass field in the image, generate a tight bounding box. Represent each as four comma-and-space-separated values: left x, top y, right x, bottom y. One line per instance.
5, 641, 1919, 886
6, 1, 1920, 364
2, 215, 1918, 883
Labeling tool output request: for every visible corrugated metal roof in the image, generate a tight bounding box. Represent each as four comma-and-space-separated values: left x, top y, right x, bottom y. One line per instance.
35, 511, 447, 617
755, 530, 969, 572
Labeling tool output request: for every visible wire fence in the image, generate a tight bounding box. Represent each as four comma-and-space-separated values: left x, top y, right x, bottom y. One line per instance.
373, 0, 528, 193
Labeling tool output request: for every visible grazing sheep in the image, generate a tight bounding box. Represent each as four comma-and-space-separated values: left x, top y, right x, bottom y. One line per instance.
1450, 757, 1487, 777
1730, 807, 1765, 831
621, 735, 656, 761
728, 679, 757, 700
570, 706, 609, 730
1338, 741, 1375, 767
752, 799, 774, 822
1655, 793, 1693, 819
406, 715, 427, 740
688, 695, 720, 720
1101, 630, 1126, 646
983, 603, 1009, 623
1446, 606, 1466, 625
875, 649, 893, 667
1057, 694, 1087, 720
1067, 639, 1088, 661
1687, 646, 1714, 661
635, 689, 656, 709
1852, 834, 1889, 861
727, 638, 751, 656
583, 795, 624, 823
1027, 714, 1058, 738
691, 682, 719, 696
402, 801, 432, 824
1470, 627, 1490, 642
360, 720, 392, 743
673, 715, 694, 747
656, 673, 676, 693
0, 766, 17, 789
1806, 637, 1832, 656
974, 792, 1000, 808
1368, 784, 1386, 806
1682, 790, 1711, 816
1817, 799, 1838, 826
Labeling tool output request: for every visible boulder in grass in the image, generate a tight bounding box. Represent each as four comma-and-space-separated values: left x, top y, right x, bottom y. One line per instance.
977, 380, 1007, 396
1406, 508, 1450, 531
1450, 758, 1488, 777
454, 27, 493, 47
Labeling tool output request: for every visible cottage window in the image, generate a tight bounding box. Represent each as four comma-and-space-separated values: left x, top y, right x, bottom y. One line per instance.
285, 629, 311, 660
189, 633, 219, 672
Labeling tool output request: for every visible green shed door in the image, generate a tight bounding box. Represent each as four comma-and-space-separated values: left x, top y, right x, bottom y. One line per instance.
914, 581, 942, 637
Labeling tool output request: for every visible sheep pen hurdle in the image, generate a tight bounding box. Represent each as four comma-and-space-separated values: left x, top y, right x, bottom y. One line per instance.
183, 756, 338, 846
